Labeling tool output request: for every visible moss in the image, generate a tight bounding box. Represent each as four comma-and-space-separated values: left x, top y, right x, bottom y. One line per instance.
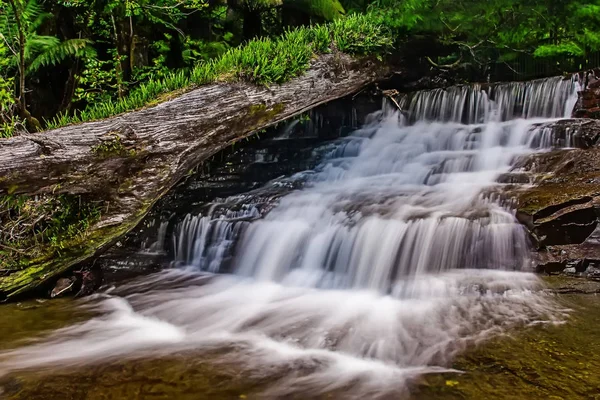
246, 102, 286, 127
411, 291, 600, 399
117, 178, 135, 193
91, 133, 128, 158
516, 148, 600, 216
145, 87, 193, 107
1, 351, 270, 400
517, 184, 596, 215
7, 183, 18, 195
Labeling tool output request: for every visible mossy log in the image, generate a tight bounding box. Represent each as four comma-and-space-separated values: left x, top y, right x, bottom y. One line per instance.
0, 54, 390, 299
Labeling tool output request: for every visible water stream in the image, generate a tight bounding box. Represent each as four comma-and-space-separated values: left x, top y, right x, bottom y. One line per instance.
0, 76, 582, 398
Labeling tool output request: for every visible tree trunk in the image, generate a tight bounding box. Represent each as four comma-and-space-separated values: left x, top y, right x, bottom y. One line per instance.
242, 9, 263, 40
8, 0, 27, 114
110, 11, 132, 97
0, 53, 390, 298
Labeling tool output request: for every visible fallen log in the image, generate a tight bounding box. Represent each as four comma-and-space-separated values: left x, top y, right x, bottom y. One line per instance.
0, 53, 390, 299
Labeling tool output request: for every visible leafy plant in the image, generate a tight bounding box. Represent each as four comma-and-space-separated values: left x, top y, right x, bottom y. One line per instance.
0, 0, 95, 128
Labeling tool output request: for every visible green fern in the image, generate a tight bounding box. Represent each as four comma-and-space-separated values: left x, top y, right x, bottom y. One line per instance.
0, 0, 96, 90
27, 39, 95, 73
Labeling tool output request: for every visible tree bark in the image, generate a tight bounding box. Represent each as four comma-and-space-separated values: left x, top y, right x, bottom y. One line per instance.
0, 53, 390, 298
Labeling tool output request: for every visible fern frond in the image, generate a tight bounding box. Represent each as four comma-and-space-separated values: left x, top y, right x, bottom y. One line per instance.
0, 5, 17, 44
23, 34, 59, 63
27, 38, 94, 73
21, 0, 45, 28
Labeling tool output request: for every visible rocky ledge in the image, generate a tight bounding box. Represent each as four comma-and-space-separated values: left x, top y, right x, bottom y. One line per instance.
510, 115, 600, 274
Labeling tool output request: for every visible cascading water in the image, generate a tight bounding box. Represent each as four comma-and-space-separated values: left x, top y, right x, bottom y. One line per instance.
172, 76, 580, 286
0, 76, 580, 398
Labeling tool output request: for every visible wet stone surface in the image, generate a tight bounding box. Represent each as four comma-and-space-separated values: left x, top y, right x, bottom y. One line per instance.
411, 284, 600, 400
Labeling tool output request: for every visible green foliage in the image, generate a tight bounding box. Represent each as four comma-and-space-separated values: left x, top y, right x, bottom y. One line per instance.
285, 0, 346, 20
0, 0, 96, 75
4, 0, 600, 140
534, 43, 585, 58
0, 194, 102, 267
26, 38, 94, 74
367, 0, 600, 76
0, 40, 20, 138
330, 13, 392, 54
73, 57, 120, 106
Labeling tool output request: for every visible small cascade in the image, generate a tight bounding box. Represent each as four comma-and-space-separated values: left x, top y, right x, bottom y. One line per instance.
140, 219, 170, 253
172, 204, 260, 270
399, 75, 580, 123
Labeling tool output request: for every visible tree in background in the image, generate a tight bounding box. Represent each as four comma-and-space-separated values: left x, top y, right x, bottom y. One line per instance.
226, 0, 345, 39
370, 0, 600, 79
0, 0, 94, 130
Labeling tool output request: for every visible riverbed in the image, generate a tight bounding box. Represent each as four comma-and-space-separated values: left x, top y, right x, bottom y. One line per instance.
0, 277, 598, 399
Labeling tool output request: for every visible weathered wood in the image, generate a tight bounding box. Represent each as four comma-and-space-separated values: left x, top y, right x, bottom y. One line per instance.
0, 53, 389, 297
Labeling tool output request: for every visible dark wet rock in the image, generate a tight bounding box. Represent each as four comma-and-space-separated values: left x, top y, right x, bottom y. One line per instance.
74, 268, 104, 297
531, 227, 600, 273
573, 86, 600, 120
587, 266, 600, 280
512, 138, 600, 272
49, 266, 105, 299
528, 119, 600, 148
531, 202, 598, 247
534, 260, 567, 275
496, 172, 531, 184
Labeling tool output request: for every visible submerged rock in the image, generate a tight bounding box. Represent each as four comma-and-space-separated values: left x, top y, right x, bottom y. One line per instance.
74, 268, 104, 297
48, 267, 104, 299
50, 277, 76, 298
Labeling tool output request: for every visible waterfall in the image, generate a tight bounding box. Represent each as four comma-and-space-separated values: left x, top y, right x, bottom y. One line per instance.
171, 75, 581, 292
0, 75, 578, 398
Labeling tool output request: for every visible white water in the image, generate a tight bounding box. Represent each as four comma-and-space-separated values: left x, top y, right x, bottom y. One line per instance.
0, 76, 580, 398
